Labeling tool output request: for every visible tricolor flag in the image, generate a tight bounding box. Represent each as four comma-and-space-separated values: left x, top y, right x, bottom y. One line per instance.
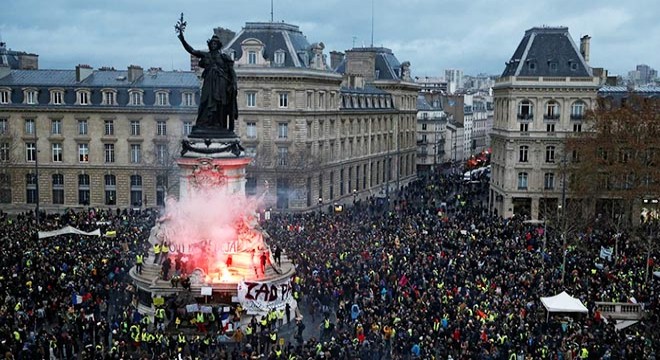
72, 294, 83, 305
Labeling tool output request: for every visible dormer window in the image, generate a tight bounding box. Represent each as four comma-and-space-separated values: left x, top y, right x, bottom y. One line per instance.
274, 50, 286, 65
548, 61, 558, 71
23, 88, 38, 105
248, 51, 257, 65
182, 92, 195, 107
155, 90, 170, 106
0, 88, 11, 104
76, 89, 91, 105
528, 61, 537, 71
49, 89, 65, 105
101, 89, 117, 105
229, 50, 236, 61
570, 62, 578, 71
128, 89, 144, 106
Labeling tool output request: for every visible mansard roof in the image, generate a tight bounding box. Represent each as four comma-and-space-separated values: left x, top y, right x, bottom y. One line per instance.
502, 27, 591, 78
335, 47, 404, 81
0, 69, 199, 88
225, 22, 323, 69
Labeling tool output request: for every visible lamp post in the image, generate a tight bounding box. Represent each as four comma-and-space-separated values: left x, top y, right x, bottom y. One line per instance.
353, 189, 357, 205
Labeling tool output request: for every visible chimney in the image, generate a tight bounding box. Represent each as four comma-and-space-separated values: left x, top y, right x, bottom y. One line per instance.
329, 51, 345, 70
18, 53, 39, 70
0, 64, 10, 79
580, 35, 591, 63
75, 64, 93, 82
127, 65, 143, 82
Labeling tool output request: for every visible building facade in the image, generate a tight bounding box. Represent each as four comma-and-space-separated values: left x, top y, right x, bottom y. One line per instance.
416, 95, 447, 171
489, 27, 600, 219
227, 23, 418, 210
0, 64, 199, 211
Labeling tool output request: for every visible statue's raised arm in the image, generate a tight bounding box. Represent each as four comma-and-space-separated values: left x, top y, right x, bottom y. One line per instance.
175, 13, 203, 58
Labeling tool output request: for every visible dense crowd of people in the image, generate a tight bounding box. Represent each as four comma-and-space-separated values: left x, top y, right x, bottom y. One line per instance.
0, 166, 657, 359
263, 170, 658, 359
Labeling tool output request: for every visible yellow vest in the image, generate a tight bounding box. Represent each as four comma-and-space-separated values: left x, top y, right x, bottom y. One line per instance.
153, 244, 161, 254
161, 244, 169, 253
136, 255, 143, 264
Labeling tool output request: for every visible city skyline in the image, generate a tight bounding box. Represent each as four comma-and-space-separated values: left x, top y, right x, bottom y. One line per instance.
1, 0, 658, 78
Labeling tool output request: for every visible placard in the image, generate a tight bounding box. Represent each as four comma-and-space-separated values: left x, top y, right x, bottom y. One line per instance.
185, 303, 199, 313
200, 287, 213, 296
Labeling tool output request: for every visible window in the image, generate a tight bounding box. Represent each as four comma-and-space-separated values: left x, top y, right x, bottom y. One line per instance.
26, 174, 37, 204
421, 123, 427, 131
545, 146, 555, 163
0, 143, 8, 162
571, 101, 585, 120
0, 89, 10, 104
24, 89, 38, 104
104, 174, 116, 205
156, 144, 167, 164
246, 92, 256, 107
619, 148, 632, 164
278, 92, 288, 108
26, 142, 36, 162
519, 145, 529, 162
546, 123, 555, 133
0, 173, 12, 203
52, 174, 64, 204
51, 119, 62, 135
549, 62, 558, 71
78, 143, 89, 163
130, 120, 141, 136
570, 62, 578, 71
129, 90, 143, 106
544, 100, 560, 120
306, 92, 313, 109
520, 123, 529, 132
571, 150, 580, 163
50, 90, 64, 105
248, 51, 257, 64
104, 120, 114, 136
102, 90, 116, 105
517, 100, 533, 120
182, 92, 195, 107
274, 50, 285, 65
25, 119, 35, 135
246, 122, 257, 139
0, 118, 7, 134
157, 121, 167, 136
76, 90, 90, 105
78, 119, 88, 135
573, 123, 582, 132
130, 175, 143, 206
245, 177, 257, 196
517, 172, 528, 190
155, 91, 169, 106
245, 146, 256, 157
278, 123, 288, 139
104, 144, 115, 163
78, 174, 90, 205
277, 147, 288, 166
544, 173, 555, 190
183, 121, 193, 136
51, 143, 62, 162
130, 144, 141, 163
319, 92, 325, 109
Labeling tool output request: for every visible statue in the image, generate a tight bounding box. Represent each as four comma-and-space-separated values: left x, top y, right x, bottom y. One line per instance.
175, 14, 238, 136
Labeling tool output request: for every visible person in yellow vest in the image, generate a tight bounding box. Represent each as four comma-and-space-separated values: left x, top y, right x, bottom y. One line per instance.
579, 346, 589, 359
276, 308, 285, 328
135, 254, 144, 275
273, 345, 283, 358
175, 316, 181, 329
196, 311, 206, 332
153, 243, 161, 264
154, 307, 166, 331
268, 331, 277, 353
161, 242, 169, 262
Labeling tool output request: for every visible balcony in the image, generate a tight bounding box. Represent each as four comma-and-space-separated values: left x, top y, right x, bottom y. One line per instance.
595, 302, 649, 321
517, 113, 533, 121
543, 114, 560, 121
416, 139, 428, 146
570, 114, 584, 121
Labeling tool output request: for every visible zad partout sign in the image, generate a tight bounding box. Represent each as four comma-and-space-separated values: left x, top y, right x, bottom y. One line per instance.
237, 277, 293, 313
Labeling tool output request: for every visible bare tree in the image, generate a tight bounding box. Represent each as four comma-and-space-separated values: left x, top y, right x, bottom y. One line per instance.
145, 136, 183, 204
0, 129, 20, 203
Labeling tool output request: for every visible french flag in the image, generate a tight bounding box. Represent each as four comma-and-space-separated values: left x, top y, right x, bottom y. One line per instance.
72, 294, 83, 305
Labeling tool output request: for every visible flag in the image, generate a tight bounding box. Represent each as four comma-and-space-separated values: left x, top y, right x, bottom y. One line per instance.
72, 294, 83, 305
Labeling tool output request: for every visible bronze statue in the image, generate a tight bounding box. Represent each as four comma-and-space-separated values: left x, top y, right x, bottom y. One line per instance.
176, 14, 238, 135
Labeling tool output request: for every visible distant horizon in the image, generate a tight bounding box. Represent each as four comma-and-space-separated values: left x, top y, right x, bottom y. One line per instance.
1, 0, 657, 78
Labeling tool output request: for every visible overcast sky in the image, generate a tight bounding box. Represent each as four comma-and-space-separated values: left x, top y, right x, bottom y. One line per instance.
2, 0, 657, 78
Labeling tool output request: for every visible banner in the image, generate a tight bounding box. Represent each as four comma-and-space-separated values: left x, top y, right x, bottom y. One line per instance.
599, 246, 613, 261
39, 226, 101, 239
237, 277, 293, 314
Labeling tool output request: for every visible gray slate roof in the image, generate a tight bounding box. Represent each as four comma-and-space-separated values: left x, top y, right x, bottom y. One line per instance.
599, 85, 660, 95
335, 47, 402, 80
225, 22, 319, 69
0, 69, 199, 88
502, 27, 591, 77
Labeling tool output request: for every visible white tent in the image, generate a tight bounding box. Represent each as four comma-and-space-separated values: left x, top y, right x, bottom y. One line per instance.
38, 225, 101, 239
540, 291, 588, 320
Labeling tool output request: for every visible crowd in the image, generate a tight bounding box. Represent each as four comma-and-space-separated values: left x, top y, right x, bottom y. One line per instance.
263, 170, 658, 359
0, 166, 656, 360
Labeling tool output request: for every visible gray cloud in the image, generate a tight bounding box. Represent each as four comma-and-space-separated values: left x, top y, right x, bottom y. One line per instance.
1, 0, 656, 77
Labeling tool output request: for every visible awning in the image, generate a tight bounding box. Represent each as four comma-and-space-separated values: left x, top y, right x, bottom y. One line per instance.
540, 291, 588, 313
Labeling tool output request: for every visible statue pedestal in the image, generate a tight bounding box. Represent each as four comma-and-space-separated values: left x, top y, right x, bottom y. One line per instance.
177, 156, 251, 200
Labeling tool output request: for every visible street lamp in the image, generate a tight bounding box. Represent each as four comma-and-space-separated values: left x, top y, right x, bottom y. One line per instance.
353, 189, 357, 205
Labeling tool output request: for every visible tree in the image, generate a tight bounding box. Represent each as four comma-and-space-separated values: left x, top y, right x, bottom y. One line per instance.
566, 94, 660, 226
567, 94, 660, 282
145, 136, 183, 206
0, 129, 20, 203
